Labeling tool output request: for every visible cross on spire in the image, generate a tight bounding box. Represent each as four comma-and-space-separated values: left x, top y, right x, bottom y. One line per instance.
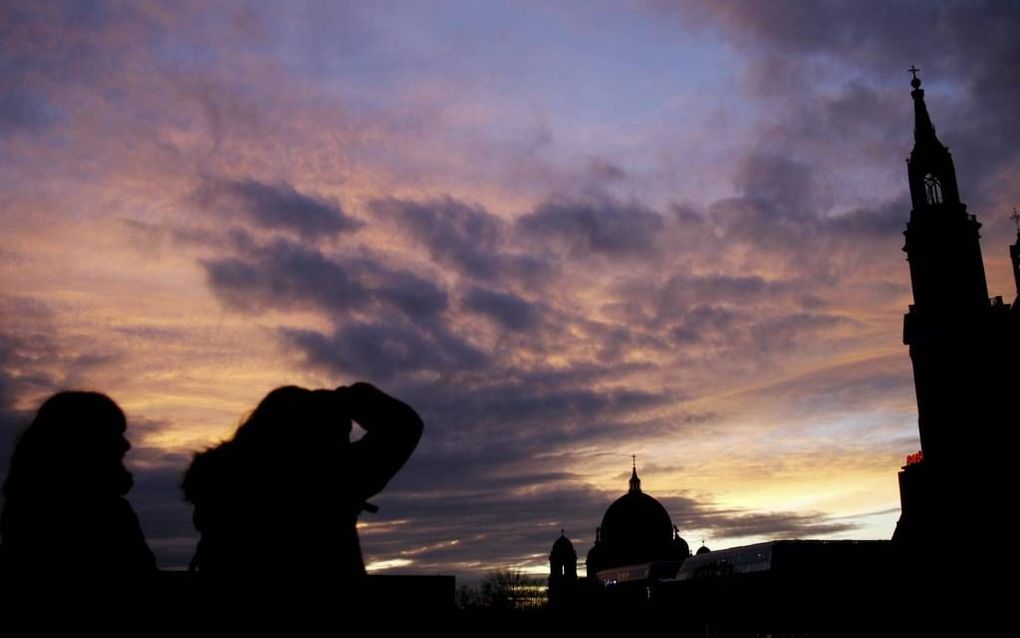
908, 65, 921, 80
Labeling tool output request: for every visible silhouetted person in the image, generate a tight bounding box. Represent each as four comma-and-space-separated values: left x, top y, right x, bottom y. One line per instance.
0, 392, 156, 576
182, 382, 423, 579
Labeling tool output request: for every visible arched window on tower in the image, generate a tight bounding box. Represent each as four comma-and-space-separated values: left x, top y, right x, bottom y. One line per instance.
924, 173, 943, 205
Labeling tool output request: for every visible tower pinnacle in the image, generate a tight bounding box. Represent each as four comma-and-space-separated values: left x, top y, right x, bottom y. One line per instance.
629, 456, 641, 493
909, 67, 938, 145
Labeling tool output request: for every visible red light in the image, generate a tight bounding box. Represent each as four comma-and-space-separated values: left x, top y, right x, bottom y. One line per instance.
905, 451, 924, 466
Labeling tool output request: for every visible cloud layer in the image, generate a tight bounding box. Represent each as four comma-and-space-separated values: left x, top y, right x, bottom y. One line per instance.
2, 1, 1017, 576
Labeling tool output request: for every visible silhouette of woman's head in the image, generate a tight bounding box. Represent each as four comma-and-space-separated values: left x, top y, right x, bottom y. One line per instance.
183, 386, 353, 508
183, 382, 422, 577
1, 391, 156, 574
3, 391, 134, 500
182, 386, 361, 574
232, 386, 352, 454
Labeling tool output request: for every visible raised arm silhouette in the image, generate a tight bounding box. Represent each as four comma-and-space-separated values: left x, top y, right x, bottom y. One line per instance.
0, 392, 156, 576
182, 382, 423, 578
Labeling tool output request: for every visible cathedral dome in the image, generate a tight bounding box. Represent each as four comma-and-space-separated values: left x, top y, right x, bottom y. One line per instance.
599, 489, 674, 547
586, 463, 682, 574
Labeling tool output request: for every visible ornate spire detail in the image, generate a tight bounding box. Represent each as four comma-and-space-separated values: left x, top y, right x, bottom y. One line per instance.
909, 66, 937, 144
629, 456, 641, 493
904, 66, 963, 214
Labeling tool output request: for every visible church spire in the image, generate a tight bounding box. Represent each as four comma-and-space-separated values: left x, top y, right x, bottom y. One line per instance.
902, 67, 989, 314
629, 455, 641, 493
906, 67, 962, 212
909, 66, 937, 145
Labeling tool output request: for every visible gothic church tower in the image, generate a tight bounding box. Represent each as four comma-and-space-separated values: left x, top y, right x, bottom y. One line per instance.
894, 69, 1019, 551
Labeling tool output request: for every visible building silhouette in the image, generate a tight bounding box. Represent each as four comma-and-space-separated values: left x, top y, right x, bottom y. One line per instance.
584, 461, 690, 579
539, 72, 1016, 632
892, 70, 1020, 556
547, 530, 577, 608
544, 464, 896, 631
546, 461, 690, 609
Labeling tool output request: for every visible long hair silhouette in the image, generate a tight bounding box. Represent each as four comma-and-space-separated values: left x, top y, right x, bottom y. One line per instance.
0, 391, 156, 575
182, 382, 422, 578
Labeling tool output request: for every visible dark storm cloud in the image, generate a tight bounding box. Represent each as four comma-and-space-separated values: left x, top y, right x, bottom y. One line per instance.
669, 305, 741, 344
666, 1, 928, 58
371, 266, 451, 318
517, 195, 666, 258
735, 153, 817, 218
662, 274, 772, 310
193, 178, 362, 238
203, 237, 447, 320
371, 196, 501, 274
694, 150, 910, 287
396, 378, 675, 451
370, 196, 551, 284
204, 239, 370, 312
827, 197, 909, 237
784, 81, 905, 151
669, 308, 854, 365
708, 153, 826, 248
608, 272, 803, 337
283, 320, 489, 382
669, 0, 1020, 81
200, 222, 496, 383
462, 287, 538, 332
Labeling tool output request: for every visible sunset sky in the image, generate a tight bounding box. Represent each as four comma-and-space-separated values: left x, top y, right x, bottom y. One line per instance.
2, 1, 1018, 577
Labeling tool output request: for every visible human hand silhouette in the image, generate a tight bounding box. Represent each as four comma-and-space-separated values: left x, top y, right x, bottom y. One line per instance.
333, 382, 423, 511
334, 382, 422, 435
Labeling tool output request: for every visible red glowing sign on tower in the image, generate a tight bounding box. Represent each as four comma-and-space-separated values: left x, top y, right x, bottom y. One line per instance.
905, 451, 924, 466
